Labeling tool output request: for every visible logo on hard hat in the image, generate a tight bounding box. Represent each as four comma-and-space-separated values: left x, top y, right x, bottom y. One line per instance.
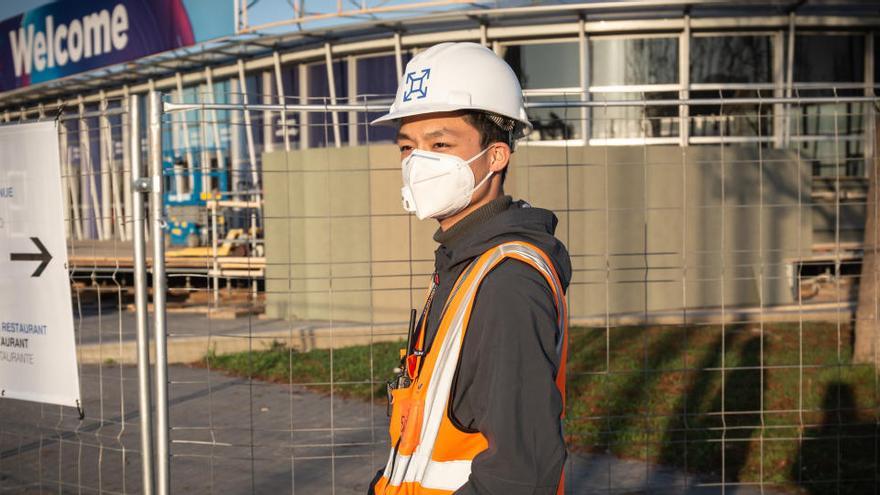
402, 69, 431, 102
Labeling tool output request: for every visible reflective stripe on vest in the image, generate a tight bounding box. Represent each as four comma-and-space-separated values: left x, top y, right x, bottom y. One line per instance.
374, 241, 568, 495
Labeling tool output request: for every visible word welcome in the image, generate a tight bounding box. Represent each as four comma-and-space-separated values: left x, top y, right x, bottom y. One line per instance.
8, 4, 129, 77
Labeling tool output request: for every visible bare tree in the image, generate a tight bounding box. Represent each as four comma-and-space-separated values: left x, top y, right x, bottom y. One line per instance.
854, 115, 879, 365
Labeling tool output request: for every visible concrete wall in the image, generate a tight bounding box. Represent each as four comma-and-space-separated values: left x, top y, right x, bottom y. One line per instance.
264, 143, 812, 324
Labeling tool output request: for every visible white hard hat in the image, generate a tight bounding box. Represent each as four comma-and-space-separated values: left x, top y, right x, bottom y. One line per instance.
371, 42, 532, 137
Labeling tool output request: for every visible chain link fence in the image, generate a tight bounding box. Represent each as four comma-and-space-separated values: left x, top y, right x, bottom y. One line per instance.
1, 89, 879, 494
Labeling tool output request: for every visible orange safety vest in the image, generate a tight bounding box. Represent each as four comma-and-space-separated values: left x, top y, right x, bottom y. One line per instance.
374, 241, 568, 495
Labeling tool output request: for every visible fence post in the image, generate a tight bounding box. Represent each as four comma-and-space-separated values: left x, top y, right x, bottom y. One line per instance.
148, 90, 171, 495
130, 93, 156, 495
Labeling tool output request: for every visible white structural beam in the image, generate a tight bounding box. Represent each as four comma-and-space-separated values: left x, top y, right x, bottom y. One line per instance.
579, 18, 590, 143
274, 51, 291, 152
122, 85, 133, 240
99, 91, 113, 238
772, 28, 785, 148
199, 81, 211, 197
263, 70, 275, 154
325, 43, 342, 148
5, 15, 879, 121
299, 63, 310, 149
58, 110, 77, 240
205, 66, 226, 178
394, 32, 404, 81
79, 95, 104, 240
347, 55, 359, 146
100, 91, 125, 241
237, 59, 259, 191
678, 15, 690, 147
784, 12, 796, 147
229, 77, 243, 196
175, 72, 196, 191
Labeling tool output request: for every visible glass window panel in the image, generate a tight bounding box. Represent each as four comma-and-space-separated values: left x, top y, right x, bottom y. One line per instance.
798, 138, 865, 178
308, 61, 349, 148
522, 94, 582, 141
690, 36, 773, 84
875, 34, 879, 85
789, 98, 867, 177
356, 54, 409, 143
590, 38, 679, 86
589, 92, 679, 139
257, 67, 300, 151
356, 54, 402, 97
794, 35, 864, 83
504, 42, 579, 89
689, 89, 773, 138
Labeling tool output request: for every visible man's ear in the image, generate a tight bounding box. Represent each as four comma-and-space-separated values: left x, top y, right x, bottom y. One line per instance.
488, 142, 511, 174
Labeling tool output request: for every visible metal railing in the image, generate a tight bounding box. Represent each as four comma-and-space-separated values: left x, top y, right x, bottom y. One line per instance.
2, 90, 880, 494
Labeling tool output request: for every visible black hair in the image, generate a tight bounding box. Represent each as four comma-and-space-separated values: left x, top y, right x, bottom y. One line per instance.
462, 111, 516, 150
462, 111, 518, 183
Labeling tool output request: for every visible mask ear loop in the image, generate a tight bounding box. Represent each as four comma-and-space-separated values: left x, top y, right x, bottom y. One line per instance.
468, 144, 497, 192
472, 141, 507, 192
464, 145, 492, 165
474, 169, 494, 190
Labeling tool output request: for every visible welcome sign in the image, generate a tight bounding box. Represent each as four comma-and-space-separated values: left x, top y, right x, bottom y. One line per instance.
0, 0, 233, 93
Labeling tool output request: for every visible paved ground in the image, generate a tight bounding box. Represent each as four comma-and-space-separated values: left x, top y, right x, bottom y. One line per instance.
74, 303, 293, 346
1, 360, 786, 494
73, 302, 409, 365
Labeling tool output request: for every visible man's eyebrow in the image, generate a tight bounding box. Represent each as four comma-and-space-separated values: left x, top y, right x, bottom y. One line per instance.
397, 127, 459, 141
424, 129, 453, 139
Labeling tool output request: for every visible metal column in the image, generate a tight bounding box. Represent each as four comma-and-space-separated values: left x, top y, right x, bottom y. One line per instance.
784, 12, 796, 146
230, 78, 243, 197
394, 32, 403, 81
324, 43, 342, 148
175, 72, 196, 191
263, 70, 275, 154
122, 86, 134, 240
579, 18, 590, 143
678, 16, 690, 147
772, 30, 785, 148
100, 91, 125, 241
148, 90, 171, 495
273, 51, 291, 152
237, 59, 259, 191
98, 91, 113, 239
130, 93, 156, 495
205, 66, 225, 177
79, 96, 103, 240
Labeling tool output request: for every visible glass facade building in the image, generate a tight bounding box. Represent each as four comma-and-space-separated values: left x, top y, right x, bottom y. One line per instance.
0, 1, 876, 241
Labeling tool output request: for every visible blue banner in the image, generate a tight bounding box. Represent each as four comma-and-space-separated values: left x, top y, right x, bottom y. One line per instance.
0, 0, 233, 93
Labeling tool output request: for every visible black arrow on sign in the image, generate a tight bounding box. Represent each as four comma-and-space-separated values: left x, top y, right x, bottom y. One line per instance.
10, 237, 52, 277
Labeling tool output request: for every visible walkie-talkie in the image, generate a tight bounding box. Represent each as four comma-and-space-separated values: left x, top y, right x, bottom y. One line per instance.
387, 308, 417, 416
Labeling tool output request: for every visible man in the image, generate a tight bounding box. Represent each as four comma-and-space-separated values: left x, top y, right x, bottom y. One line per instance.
369, 42, 571, 495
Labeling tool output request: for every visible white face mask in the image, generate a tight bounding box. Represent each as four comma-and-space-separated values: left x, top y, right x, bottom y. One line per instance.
400, 147, 494, 220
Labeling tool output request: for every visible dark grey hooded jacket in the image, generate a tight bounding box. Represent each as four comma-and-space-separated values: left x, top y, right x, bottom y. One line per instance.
372, 195, 572, 495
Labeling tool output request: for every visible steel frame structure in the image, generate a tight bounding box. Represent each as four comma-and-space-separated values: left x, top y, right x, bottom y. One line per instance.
1, 2, 876, 244
1, 1, 878, 114
123, 90, 880, 495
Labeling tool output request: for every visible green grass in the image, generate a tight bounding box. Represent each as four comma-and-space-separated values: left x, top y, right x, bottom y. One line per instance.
203, 339, 403, 400
202, 322, 879, 494
566, 322, 878, 494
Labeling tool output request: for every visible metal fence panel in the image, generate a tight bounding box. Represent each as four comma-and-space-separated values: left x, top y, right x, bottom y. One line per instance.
2, 88, 879, 494
0, 98, 148, 494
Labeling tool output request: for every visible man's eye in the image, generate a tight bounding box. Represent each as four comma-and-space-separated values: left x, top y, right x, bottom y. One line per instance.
399, 145, 413, 152
432, 142, 449, 149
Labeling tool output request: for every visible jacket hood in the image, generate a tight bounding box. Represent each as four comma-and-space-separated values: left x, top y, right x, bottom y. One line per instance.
433, 197, 572, 291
